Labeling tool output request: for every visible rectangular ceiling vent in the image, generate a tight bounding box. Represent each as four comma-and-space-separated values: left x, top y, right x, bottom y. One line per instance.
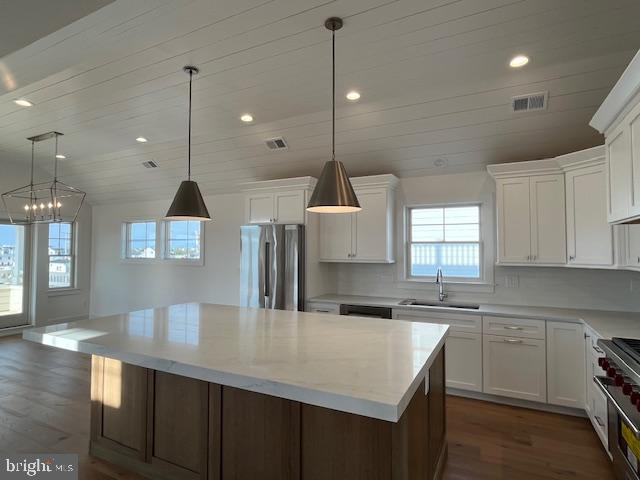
511, 91, 548, 113
265, 137, 288, 151
142, 160, 158, 168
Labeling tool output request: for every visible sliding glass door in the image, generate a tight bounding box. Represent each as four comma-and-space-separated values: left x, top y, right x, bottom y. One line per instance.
0, 222, 29, 329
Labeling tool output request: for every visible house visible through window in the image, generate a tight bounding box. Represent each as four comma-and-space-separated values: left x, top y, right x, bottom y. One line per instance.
407, 205, 481, 279
125, 221, 156, 259
48, 222, 74, 288
165, 221, 201, 260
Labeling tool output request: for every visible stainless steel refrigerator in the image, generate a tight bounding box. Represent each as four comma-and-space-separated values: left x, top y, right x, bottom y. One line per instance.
240, 224, 305, 311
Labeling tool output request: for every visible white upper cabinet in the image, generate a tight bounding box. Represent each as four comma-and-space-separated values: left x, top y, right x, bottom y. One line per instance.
318, 175, 397, 263
495, 177, 531, 263
590, 50, 640, 224
558, 147, 614, 268
529, 174, 566, 264
242, 177, 316, 225
490, 160, 566, 265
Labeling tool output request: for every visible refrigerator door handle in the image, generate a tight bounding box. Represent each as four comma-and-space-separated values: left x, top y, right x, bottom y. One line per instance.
264, 241, 270, 300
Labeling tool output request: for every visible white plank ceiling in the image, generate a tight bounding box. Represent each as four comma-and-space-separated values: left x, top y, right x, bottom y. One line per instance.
1, 0, 640, 204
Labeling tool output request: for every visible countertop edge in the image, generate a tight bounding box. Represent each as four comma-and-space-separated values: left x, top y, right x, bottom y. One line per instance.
307, 294, 640, 339
23, 326, 449, 423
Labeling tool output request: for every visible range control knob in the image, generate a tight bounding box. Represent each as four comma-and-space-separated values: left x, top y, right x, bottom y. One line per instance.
598, 357, 606, 367
623, 382, 633, 395
615, 374, 625, 387
607, 367, 617, 378
631, 391, 640, 405
601, 359, 610, 371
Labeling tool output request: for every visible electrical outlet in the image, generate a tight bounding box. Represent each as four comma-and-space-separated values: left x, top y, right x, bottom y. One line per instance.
504, 274, 519, 289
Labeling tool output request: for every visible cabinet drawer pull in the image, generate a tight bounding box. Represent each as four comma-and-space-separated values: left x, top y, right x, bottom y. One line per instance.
503, 339, 523, 344
594, 415, 605, 427
315, 309, 331, 313
504, 325, 524, 330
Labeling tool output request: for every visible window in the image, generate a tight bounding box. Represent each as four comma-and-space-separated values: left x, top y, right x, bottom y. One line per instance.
125, 221, 156, 259
48, 222, 74, 289
164, 221, 202, 260
407, 205, 481, 280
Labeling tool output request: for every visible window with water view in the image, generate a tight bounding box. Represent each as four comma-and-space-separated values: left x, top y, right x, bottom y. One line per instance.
407, 205, 481, 280
165, 221, 202, 260
48, 222, 74, 289
125, 221, 157, 259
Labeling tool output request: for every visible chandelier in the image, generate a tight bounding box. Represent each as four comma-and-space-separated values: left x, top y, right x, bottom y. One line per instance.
1, 131, 86, 224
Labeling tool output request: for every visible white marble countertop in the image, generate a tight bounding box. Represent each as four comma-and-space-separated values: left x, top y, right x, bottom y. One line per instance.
309, 294, 640, 339
22, 303, 448, 422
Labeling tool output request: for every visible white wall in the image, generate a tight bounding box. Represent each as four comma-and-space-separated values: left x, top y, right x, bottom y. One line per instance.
330, 171, 640, 312
91, 193, 244, 316
90, 190, 333, 317
0, 159, 92, 325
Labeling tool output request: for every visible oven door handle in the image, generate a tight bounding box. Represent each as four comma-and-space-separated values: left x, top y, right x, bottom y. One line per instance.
594, 375, 640, 438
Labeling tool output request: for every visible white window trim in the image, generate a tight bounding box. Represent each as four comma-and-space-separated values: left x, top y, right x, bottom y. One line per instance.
399, 201, 495, 293
161, 220, 205, 266
48, 221, 77, 291
121, 219, 159, 262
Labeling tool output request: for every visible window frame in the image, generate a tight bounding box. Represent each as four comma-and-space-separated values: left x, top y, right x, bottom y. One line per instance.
48, 221, 76, 291
122, 220, 158, 261
161, 220, 205, 266
404, 203, 486, 285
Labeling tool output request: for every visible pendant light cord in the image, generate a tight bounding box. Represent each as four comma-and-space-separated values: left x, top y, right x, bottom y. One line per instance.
54, 134, 58, 181
30, 140, 34, 186
188, 68, 193, 181
332, 28, 336, 162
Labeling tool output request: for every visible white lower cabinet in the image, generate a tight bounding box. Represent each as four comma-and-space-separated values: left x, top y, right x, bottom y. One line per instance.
546, 321, 585, 408
483, 334, 547, 403
444, 331, 483, 392
392, 310, 482, 392
584, 328, 608, 451
305, 302, 340, 315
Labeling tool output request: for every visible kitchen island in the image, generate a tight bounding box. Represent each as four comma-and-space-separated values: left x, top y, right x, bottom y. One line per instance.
23, 303, 449, 480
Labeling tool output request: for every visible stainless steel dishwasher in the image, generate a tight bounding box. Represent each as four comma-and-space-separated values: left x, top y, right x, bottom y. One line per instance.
339, 304, 393, 319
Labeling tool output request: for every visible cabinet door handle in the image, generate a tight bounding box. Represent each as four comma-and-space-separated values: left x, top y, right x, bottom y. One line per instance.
594, 415, 605, 427
592, 345, 604, 354
637, 256, 640, 263
503, 339, 523, 344
504, 326, 523, 330
569, 255, 575, 261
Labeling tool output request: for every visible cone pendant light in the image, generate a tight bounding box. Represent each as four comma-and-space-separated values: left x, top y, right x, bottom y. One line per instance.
166, 66, 211, 221
307, 18, 361, 214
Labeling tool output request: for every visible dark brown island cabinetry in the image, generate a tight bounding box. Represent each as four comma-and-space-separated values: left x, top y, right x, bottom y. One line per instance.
89, 349, 446, 480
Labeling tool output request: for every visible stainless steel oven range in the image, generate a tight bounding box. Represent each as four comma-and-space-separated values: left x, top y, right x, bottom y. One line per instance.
597, 337, 640, 480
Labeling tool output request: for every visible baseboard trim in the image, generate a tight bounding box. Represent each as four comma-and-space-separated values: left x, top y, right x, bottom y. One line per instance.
0, 324, 30, 338
447, 388, 587, 418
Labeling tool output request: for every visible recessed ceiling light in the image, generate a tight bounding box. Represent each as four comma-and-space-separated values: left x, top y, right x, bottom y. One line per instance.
240, 114, 254, 123
55, 154, 66, 159
136, 137, 148, 143
14, 99, 34, 107
346, 91, 361, 101
509, 55, 529, 68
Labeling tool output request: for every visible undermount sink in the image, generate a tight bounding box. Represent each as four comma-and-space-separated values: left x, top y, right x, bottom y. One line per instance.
398, 298, 480, 310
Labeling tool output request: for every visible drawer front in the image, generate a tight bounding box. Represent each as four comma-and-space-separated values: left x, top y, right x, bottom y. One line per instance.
306, 302, 340, 315
393, 309, 482, 333
483, 315, 545, 339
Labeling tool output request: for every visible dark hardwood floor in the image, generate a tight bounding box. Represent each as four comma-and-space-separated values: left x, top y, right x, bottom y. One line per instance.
0, 335, 615, 479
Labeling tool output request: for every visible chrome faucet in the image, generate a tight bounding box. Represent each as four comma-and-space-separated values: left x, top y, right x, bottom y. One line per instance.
435, 267, 447, 302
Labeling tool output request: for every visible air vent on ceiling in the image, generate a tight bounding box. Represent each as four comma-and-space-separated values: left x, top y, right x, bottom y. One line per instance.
264, 137, 288, 151
142, 160, 158, 168
511, 91, 548, 112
